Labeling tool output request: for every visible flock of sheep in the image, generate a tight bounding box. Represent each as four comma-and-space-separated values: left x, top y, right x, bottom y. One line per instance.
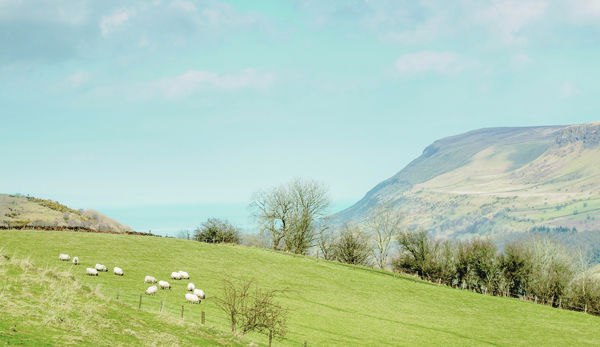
59, 253, 205, 304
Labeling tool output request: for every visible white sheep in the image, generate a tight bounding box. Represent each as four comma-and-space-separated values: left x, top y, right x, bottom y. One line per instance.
114, 267, 124, 276
185, 293, 200, 304
187, 283, 195, 291
179, 271, 189, 279
171, 272, 182, 280
72, 257, 79, 265
144, 276, 157, 283
86, 268, 98, 276
145, 285, 158, 295
159, 280, 171, 289
95, 264, 108, 272
59, 254, 70, 261
193, 289, 205, 299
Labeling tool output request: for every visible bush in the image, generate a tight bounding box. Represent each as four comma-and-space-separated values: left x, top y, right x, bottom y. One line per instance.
333, 223, 371, 266
194, 218, 241, 244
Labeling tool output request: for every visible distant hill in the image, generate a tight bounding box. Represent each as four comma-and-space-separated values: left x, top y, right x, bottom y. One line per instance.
338, 121, 600, 238
0, 193, 131, 232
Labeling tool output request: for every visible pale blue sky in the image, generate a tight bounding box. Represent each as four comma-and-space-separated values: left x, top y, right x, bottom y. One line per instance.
2, 0, 600, 228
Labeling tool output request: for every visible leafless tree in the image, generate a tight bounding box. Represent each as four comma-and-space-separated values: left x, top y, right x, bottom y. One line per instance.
365, 199, 405, 269
333, 223, 371, 266
249, 178, 331, 254
317, 226, 336, 260
214, 277, 290, 346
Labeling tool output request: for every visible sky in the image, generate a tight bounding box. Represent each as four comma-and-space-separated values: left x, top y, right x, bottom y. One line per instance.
2, 0, 600, 231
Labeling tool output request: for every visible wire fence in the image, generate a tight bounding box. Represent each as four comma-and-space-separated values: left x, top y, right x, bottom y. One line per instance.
261, 248, 600, 316
97, 286, 311, 347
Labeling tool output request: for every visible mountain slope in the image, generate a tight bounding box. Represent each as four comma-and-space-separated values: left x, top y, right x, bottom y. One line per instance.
339, 121, 600, 238
0, 193, 131, 232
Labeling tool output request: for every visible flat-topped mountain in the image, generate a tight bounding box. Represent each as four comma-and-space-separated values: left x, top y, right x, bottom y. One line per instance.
339, 121, 600, 238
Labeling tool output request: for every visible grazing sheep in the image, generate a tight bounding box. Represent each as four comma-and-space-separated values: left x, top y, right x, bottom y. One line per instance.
193, 289, 205, 299
59, 254, 70, 261
171, 272, 182, 280
72, 257, 79, 265
185, 293, 200, 304
178, 271, 189, 279
144, 276, 157, 283
114, 267, 124, 276
86, 268, 98, 276
95, 264, 108, 272
145, 286, 158, 295
187, 283, 195, 291
159, 280, 171, 289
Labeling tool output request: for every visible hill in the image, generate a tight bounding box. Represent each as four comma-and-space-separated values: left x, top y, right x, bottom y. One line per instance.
0, 193, 131, 232
1, 230, 599, 346
338, 121, 600, 238
0, 252, 244, 346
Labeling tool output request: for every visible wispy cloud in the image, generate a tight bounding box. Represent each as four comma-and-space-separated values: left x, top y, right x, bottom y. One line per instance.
65, 70, 91, 88
473, 0, 548, 45
560, 82, 580, 99
395, 51, 464, 77
101, 8, 136, 37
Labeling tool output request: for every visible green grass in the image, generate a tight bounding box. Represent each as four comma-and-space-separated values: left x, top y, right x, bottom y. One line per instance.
0, 251, 245, 346
1, 230, 600, 346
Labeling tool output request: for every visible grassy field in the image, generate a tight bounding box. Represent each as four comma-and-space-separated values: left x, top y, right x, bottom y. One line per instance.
1, 230, 600, 346
0, 251, 245, 346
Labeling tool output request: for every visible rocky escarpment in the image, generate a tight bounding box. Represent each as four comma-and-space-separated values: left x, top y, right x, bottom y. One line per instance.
553, 122, 600, 149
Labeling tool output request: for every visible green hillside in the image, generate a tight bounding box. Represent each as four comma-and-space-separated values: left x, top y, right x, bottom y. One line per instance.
1, 230, 599, 346
339, 121, 600, 238
0, 193, 131, 232
0, 251, 244, 346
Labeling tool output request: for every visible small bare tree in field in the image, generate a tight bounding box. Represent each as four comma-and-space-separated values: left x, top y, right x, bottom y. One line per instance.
365, 200, 405, 270
250, 178, 331, 254
214, 277, 290, 346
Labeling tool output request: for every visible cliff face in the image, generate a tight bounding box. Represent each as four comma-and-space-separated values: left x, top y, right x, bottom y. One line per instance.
553, 122, 600, 149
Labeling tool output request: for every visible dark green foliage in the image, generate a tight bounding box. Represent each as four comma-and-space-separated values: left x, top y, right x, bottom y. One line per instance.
194, 218, 241, 244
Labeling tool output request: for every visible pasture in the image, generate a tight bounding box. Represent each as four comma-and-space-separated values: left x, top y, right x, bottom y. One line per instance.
1, 230, 600, 346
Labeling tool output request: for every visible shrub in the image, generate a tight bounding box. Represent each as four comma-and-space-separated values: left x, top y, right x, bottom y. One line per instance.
194, 218, 241, 244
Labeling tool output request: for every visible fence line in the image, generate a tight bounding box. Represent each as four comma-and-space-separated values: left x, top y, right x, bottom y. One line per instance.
261, 248, 600, 316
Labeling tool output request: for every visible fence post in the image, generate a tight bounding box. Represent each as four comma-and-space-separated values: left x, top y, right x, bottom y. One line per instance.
139, 294, 142, 310
585, 304, 588, 314
371, 265, 373, 272
534, 296, 537, 305
117, 289, 119, 300
181, 305, 184, 318
438, 279, 441, 286
317, 250, 319, 262
559, 298, 562, 309
201, 311, 205, 325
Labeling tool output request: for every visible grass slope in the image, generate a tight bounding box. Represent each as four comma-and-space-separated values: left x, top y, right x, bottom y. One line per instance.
1, 230, 599, 346
0, 252, 244, 346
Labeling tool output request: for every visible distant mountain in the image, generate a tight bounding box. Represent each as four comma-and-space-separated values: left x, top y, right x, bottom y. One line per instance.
0, 193, 131, 232
338, 121, 600, 238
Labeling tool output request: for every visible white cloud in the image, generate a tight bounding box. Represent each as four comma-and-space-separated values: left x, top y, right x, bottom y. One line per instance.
65, 70, 91, 88
101, 8, 136, 37
564, 0, 600, 26
473, 0, 547, 45
138, 69, 274, 99
169, 0, 197, 12
560, 82, 580, 99
395, 51, 463, 76
511, 53, 531, 68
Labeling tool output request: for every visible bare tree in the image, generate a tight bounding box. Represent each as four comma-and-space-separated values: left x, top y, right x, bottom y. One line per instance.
333, 223, 371, 266
365, 199, 405, 269
214, 277, 290, 346
250, 178, 331, 254
317, 226, 336, 260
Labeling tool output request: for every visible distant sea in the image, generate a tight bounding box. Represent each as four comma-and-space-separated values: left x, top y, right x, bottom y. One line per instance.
97, 201, 355, 237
